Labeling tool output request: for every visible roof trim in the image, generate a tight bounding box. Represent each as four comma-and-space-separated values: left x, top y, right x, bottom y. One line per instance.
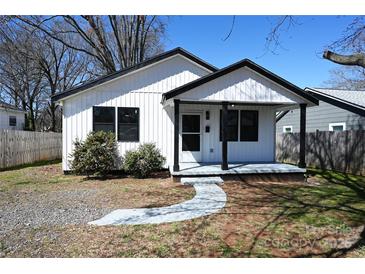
52, 47, 218, 102
305, 87, 365, 117
162, 58, 319, 105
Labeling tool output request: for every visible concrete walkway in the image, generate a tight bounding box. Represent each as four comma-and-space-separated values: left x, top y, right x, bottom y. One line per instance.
88, 179, 226, 226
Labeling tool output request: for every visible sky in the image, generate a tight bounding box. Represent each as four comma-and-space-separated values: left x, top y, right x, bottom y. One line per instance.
165, 16, 356, 89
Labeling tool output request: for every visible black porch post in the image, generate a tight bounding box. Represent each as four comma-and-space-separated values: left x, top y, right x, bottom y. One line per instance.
173, 99, 180, 172
298, 103, 307, 168
221, 101, 228, 170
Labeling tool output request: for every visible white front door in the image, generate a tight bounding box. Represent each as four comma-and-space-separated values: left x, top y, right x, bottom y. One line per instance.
180, 113, 202, 162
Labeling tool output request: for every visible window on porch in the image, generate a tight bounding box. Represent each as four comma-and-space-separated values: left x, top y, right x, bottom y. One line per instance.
219, 109, 259, 142
219, 110, 238, 141
240, 110, 259, 141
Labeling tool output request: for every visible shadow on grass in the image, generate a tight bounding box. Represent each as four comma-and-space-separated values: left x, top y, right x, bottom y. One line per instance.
222, 169, 365, 257
0, 159, 61, 172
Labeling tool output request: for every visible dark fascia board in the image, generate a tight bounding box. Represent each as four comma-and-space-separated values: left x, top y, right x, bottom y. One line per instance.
305, 87, 365, 117
52, 47, 218, 102
162, 59, 319, 105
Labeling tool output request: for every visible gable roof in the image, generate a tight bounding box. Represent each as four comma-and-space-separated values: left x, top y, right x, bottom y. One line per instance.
162, 58, 319, 105
305, 87, 365, 117
52, 47, 218, 102
0, 100, 24, 112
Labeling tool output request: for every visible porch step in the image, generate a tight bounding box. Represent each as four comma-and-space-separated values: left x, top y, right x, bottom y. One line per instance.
181, 176, 224, 185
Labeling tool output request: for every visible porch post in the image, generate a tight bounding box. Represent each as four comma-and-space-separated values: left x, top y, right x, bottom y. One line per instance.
173, 99, 180, 172
298, 103, 307, 168
221, 101, 228, 170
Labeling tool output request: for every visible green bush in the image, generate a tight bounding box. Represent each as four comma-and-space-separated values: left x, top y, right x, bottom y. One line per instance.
122, 143, 166, 178
69, 131, 118, 177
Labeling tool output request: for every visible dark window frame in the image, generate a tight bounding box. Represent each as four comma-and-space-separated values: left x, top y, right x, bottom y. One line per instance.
92, 106, 116, 134
240, 110, 259, 142
9, 116, 16, 127
117, 107, 140, 142
182, 134, 200, 151
219, 109, 239, 142
181, 114, 201, 152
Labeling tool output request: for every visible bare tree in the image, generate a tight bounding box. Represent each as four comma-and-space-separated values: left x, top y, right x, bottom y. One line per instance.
222, 16, 365, 69
16, 16, 166, 74
324, 66, 365, 90
323, 17, 365, 68
0, 15, 167, 132
0, 23, 45, 130
265, 16, 365, 69
34, 33, 90, 131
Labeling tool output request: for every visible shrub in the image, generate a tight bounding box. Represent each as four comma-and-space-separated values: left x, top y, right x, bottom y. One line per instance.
122, 143, 166, 178
69, 131, 118, 177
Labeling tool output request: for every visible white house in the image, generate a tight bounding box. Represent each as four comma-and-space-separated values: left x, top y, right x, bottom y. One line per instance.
0, 100, 25, 130
52, 48, 318, 178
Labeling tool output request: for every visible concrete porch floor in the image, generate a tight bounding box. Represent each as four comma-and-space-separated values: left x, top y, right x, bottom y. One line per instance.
170, 162, 306, 177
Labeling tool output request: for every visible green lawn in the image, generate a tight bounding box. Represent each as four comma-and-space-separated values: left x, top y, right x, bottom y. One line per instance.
0, 161, 364, 257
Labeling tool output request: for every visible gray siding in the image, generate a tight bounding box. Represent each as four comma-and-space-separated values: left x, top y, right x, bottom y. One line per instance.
276, 101, 365, 133
0, 109, 25, 130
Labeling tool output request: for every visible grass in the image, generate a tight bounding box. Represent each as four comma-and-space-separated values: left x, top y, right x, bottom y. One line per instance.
0, 162, 365, 257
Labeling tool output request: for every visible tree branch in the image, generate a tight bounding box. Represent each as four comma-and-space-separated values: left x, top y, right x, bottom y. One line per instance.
323, 50, 365, 68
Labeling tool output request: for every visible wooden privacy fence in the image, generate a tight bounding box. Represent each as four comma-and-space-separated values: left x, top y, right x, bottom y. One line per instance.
276, 130, 365, 175
0, 130, 62, 169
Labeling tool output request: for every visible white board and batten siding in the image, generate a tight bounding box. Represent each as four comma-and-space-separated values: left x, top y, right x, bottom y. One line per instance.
61, 55, 212, 170
175, 67, 308, 105
179, 104, 276, 163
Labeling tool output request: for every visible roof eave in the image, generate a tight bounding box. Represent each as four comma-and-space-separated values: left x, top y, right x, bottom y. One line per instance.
52, 47, 218, 102
305, 87, 365, 117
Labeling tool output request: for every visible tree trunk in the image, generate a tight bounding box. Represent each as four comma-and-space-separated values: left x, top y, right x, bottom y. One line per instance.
29, 107, 36, 131
50, 102, 57, 132
323, 51, 365, 68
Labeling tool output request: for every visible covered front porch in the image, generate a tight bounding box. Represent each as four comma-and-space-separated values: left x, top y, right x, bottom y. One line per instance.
161, 58, 319, 179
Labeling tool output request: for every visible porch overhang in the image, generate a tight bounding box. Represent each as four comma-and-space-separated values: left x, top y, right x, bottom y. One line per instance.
161, 58, 318, 106
163, 98, 307, 114
172, 99, 303, 111
164, 58, 317, 173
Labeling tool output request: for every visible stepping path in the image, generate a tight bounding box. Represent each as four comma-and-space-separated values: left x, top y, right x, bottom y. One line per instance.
88, 177, 226, 225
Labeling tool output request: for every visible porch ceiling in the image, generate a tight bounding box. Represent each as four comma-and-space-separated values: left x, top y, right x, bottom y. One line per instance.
164, 98, 300, 111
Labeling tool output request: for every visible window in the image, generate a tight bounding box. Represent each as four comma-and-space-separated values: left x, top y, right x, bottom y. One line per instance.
283, 126, 293, 133
240, 110, 259, 141
118, 107, 139, 142
220, 110, 238, 141
93, 106, 115, 133
9, 116, 16, 127
329, 122, 346, 132
182, 114, 201, 151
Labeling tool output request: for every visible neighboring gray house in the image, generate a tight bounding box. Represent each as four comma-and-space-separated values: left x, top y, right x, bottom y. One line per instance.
0, 100, 26, 130
276, 88, 365, 133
